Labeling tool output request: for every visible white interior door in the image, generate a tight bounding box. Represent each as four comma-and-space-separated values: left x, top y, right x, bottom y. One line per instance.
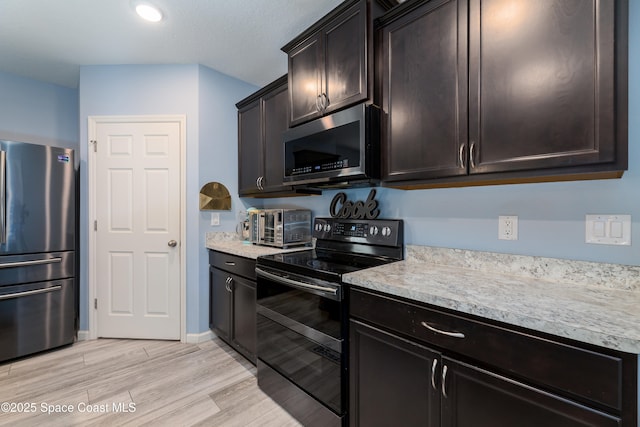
95, 120, 181, 339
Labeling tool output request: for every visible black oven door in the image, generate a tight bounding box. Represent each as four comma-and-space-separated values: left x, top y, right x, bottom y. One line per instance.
256, 266, 346, 415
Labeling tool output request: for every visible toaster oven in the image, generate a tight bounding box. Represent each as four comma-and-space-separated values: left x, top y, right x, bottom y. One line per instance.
249, 209, 312, 248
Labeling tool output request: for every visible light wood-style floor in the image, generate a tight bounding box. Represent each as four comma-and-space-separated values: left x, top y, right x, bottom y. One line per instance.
0, 337, 302, 426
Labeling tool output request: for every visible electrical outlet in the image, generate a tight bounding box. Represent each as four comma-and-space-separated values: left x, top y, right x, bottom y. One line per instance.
498, 216, 518, 240
210, 212, 220, 226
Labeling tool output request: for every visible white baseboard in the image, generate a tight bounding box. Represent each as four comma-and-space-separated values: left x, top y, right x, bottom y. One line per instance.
185, 330, 215, 344
77, 329, 213, 344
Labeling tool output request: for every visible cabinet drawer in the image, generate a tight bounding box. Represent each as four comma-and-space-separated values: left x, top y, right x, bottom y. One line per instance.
209, 250, 256, 280
350, 288, 624, 412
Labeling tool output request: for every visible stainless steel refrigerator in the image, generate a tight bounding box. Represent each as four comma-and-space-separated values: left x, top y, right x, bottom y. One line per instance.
0, 140, 77, 363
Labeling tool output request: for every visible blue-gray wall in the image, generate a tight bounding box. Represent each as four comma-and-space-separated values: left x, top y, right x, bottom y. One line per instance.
78, 64, 256, 334
0, 70, 78, 149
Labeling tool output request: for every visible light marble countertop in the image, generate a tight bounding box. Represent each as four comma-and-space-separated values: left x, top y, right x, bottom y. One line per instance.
205, 232, 312, 259
343, 245, 640, 354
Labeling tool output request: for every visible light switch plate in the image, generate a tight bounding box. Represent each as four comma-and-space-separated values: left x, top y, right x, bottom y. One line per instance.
211, 212, 220, 226
585, 215, 631, 245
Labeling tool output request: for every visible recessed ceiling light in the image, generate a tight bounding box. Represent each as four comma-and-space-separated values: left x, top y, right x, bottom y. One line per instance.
135, 3, 163, 22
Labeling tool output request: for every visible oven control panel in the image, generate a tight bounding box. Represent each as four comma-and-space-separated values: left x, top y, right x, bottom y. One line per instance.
313, 218, 403, 246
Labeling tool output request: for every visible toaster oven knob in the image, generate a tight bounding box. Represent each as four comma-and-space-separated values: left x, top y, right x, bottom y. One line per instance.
382, 226, 392, 237
324, 223, 332, 232
369, 226, 379, 236
315, 223, 323, 232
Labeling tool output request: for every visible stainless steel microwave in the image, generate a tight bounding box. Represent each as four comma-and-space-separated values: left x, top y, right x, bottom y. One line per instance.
282, 103, 380, 187
249, 209, 312, 248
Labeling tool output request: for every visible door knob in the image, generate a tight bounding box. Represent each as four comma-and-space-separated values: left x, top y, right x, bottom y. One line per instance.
168, 240, 177, 247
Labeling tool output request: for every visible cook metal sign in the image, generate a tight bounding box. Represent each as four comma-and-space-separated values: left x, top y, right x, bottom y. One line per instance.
329, 189, 380, 219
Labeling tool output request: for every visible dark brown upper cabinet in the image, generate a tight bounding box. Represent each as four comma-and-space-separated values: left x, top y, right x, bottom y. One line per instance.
282, 0, 398, 127
380, 0, 628, 189
237, 76, 297, 197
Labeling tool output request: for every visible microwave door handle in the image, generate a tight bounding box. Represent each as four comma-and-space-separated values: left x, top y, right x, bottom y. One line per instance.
0, 150, 5, 245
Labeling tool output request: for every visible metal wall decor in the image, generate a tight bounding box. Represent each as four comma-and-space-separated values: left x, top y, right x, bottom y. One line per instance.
199, 182, 232, 210
329, 189, 380, 219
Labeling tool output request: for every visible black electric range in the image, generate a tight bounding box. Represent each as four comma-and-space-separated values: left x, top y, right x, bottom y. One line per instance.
255, 217, 403, 427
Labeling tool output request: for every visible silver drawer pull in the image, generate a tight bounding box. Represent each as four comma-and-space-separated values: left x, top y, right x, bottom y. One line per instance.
224, 261, 236, 266
0, 285, 62, 300
421, 321, 465, 339
0, 257, 62, 269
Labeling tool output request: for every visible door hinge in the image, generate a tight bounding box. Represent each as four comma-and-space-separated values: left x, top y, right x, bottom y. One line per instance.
90, 140, 97, 152
94, 220, 97, 231
94, 298, 97, 310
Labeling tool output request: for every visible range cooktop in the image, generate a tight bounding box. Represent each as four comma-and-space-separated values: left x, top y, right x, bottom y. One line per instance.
257, 217, 404, 282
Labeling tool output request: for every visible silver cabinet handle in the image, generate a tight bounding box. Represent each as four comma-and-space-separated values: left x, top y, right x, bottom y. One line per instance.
442, 364, 449, 398
225, 276, 233, 292
0, 257, 62, 269
0, 285, 62, 301
431, 359, 438, 391
459, 143, 466, 169
420, 321, 465, 339
168, 240, 177, 247
0, 150, 5, 245
224, 261, 236, 266
470, 141, 477, 169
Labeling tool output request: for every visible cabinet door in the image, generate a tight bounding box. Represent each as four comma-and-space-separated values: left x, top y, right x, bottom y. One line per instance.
323, 1, 367, 116
238, 100, 262, 195
440, 357, 621, 427
230, 275, 256, 363
350, 320, 441, 427
469, 0, 617, 174
382, 0, 468, 182
261, 82, 289, 192
288, 33, 323, 126
209, 267, 231, 339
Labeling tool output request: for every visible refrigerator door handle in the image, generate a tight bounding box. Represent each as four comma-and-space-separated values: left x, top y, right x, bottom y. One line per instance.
0, 150, 5, 244
0, 285, 62, 301
0, 257, 63, 269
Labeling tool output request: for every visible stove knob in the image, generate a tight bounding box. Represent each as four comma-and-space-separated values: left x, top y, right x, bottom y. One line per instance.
369, 226, 379, 236
382, 226, 392, 237
324, 223, 332, 232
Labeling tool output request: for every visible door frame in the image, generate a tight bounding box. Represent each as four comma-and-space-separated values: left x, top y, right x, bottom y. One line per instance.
87, 115, 187, 342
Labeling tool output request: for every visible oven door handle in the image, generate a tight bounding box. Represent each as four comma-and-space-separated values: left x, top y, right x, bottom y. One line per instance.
256, 267, 339, 297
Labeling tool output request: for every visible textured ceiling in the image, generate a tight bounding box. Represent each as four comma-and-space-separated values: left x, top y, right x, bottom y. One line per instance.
0, 0, 344, 88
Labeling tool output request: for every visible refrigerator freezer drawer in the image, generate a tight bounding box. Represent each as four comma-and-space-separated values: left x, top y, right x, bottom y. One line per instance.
0, 278, 76, 362
0, 251, 74, 287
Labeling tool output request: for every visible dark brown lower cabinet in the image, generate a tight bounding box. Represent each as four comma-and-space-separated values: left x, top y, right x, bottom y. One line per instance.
350, 320, 441, 427
441, 357, 620, 427
349, 288, 636, 427
209, 250, 257, 364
